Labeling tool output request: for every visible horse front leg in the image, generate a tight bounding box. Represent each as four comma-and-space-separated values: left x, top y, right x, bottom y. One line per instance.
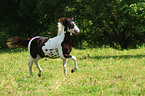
34, 60, 42, 77
71, 56, 78, 73
63, 59, 67, 76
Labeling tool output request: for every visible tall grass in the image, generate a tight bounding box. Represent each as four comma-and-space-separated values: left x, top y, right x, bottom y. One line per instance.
0, 47, 145, 95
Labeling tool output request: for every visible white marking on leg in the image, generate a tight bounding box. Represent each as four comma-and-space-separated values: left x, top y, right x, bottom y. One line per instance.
71, 56, 78, 73
63, 59, 67, 76
34, 60, 42, 77
28, 58, 34, 76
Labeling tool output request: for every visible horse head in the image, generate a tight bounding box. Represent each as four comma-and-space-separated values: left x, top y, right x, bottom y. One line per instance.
58, 17, 80, 35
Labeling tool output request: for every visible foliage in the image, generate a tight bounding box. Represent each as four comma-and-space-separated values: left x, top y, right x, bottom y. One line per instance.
0, 0, 144, 49
76, 0, 145, 49
1, 47, 145, 95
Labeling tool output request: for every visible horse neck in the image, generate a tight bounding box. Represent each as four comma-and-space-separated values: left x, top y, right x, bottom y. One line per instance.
57, 22, 71, 44
58, 29, 72, 44
57, 27, 65, 42
57, 22, 65, 36
58, 28, 65, 37
63, 32, 72, 44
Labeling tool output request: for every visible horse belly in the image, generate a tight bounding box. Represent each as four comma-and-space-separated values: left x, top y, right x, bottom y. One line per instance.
41, 37, 63, 59
42, 46, 60, 58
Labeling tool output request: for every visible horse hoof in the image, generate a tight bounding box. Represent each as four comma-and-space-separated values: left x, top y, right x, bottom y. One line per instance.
38, 74, 41, 77
71, 69, 74, 73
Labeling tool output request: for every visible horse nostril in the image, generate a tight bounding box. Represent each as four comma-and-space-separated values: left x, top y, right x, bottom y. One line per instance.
74, 30, 79, 35
74, 30, 79, 33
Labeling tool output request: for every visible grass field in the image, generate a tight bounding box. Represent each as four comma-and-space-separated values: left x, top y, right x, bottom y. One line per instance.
0, 47, 145, 95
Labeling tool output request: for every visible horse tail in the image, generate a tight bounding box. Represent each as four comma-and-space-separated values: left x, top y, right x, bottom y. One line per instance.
7, 37, 31, 48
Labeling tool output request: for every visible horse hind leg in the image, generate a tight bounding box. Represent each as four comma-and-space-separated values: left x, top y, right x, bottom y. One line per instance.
63, 59, 67, 76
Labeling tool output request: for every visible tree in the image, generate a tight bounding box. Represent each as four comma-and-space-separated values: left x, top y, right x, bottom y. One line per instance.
0, 0, 144, 49
76, 0, 145, 49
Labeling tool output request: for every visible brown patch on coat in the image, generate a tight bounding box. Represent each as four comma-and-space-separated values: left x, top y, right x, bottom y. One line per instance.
61, 32, 72, 58
29, 36, 48, 59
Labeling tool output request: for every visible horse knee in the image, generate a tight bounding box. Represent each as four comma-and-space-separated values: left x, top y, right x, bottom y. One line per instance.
71, 56, 76, 60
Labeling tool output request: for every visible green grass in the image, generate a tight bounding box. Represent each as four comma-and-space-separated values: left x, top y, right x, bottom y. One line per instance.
1, 47, 145, 95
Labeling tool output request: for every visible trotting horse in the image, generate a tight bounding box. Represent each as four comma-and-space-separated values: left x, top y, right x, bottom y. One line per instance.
7, 17, 80, 77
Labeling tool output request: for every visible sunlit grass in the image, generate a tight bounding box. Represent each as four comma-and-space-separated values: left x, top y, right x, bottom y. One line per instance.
0, 47, 145, 95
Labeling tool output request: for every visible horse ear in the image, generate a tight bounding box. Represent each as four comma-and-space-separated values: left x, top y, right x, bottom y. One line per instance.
59, 17, 66, 22
58, 18, 62, 22
65, 18, 67, 21
58, 18, 61, 22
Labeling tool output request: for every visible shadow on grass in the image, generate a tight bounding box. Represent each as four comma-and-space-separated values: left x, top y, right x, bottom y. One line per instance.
0, 48, 27, 54
1, 48, 145, 60
80, 54, 145, 60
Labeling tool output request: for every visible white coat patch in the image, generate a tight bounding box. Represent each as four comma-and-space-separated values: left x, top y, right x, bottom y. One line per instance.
42, 38, 62, 59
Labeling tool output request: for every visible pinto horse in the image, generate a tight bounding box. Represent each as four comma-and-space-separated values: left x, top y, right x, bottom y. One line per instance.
7, 17, 80, 77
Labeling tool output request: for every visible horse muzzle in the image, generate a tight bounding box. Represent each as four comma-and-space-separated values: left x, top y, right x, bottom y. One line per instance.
74, 30, 79, 35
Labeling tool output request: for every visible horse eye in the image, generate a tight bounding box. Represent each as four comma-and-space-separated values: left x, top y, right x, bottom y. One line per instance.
69, 24, 74, 29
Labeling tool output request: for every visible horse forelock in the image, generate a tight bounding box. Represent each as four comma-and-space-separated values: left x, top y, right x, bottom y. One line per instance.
58, 18, 73, 26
